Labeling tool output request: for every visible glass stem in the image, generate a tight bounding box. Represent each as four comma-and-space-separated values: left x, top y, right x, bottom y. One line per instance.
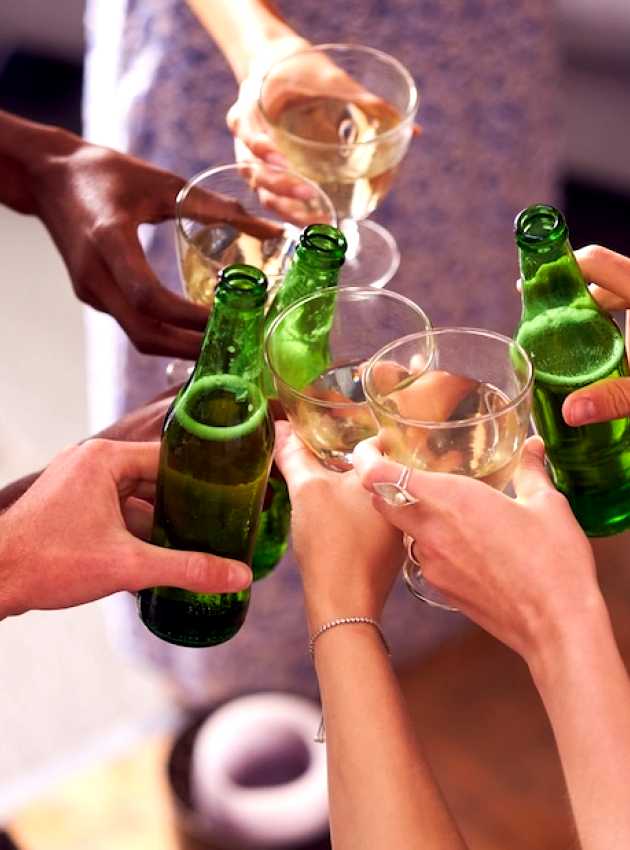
341, 218, 361, 262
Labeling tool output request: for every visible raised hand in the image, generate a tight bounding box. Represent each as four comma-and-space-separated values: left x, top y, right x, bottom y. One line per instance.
0, 110, 279, 360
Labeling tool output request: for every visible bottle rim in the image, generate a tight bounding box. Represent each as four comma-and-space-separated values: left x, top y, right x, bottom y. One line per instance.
299, 223, 347, 265
514, 204, 568, 250
216, 264, 268, 306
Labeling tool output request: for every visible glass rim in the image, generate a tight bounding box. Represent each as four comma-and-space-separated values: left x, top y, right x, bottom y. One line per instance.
362, 326, 534, 429
258, 43, 419, 152
174, 161, 336, 244
264, 286, 431, 408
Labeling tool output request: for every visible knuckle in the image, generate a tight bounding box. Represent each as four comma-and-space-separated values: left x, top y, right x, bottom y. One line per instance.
601, 380, 630, 420
75, 438, 115, 469
579, 244, 608, 267
183, 553, 212, 589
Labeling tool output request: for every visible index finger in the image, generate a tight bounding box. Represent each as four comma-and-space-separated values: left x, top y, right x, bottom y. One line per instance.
183, 186, 284, 241
575, 245, 630, 307
90, 440, 161, 485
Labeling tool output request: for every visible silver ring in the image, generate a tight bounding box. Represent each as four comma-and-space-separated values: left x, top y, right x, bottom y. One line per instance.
373, 465, 418, 507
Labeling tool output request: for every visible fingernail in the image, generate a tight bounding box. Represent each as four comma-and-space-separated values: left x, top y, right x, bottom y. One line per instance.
229, 562, 253, 589
265, 153, 288, 167
566, 397, 596, 425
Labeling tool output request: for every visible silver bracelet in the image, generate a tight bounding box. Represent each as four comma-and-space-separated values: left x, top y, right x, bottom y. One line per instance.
309, 616, 390, 660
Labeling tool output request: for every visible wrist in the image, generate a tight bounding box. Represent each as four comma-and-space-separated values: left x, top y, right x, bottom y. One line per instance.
241, 33, 309, 83
0, 112, 79, 214
0, 510, 27, 620
304, 589, 384, 636
526, 587, 613, 696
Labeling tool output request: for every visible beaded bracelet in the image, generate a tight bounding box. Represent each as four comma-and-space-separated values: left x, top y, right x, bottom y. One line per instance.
309, 616, 390, 660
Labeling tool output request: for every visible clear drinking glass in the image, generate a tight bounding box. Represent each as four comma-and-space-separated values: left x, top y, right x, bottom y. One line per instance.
167, 161, 337, 384
264, 287, 431, 471
259, 44, 418, 289
362, 328, 533, 610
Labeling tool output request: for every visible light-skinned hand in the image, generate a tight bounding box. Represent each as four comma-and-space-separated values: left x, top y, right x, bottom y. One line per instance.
352, 435, 602, 667
0, 439, 251, 619
562, 245, 630, 427
273, 421, 404, 630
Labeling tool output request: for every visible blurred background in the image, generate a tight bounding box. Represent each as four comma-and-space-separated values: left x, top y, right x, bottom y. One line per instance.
1, 0, 629, 847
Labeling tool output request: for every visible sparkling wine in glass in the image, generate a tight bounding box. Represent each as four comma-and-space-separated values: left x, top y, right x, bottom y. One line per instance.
264, 287, 431, 471
167, 161, 337, 385
362, 328, 533, 610
259, 44, 419, 289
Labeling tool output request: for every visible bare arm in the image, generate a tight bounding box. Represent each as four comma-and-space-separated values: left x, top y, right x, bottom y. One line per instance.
354, 436, 630, 850
274, 423, 468, 850
531, 605, 630, 850
314, 628, 467, 850
185, 0, 303, 82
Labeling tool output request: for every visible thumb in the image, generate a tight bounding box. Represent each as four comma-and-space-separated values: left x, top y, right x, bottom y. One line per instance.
562, 377, 630, 426
124, 542, 252, 594
512, 436, 554, 501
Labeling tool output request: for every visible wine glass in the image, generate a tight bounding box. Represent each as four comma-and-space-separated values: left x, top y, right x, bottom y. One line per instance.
259, 44, 419, 290
362, 328, 533, 611
264, 287, 431, 471
167, 161, 337, 385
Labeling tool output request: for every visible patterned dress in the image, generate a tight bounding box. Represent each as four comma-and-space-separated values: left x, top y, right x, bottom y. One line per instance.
83, 0, 558, 704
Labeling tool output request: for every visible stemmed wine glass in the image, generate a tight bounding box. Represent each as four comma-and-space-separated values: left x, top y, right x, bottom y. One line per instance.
167, 160, 337, 384
362, 328, 534, 611
264, 287, 431, 471
259, 44, 419, 289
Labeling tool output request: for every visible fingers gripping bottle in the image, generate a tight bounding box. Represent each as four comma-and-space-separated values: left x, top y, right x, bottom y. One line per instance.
514, 204, 630, 536
139, 265, 274, 646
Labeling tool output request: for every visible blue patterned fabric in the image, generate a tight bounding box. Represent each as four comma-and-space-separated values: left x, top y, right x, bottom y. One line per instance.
83, 0, 559, 704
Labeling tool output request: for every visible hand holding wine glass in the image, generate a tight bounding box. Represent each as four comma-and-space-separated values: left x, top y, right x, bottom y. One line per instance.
273, 421, 404, 632
235, 44, 418, 288
361, 328, 533, 610
352, 435, 598, 661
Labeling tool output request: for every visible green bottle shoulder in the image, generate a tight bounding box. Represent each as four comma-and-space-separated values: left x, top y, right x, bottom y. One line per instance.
516, 307, 627, 387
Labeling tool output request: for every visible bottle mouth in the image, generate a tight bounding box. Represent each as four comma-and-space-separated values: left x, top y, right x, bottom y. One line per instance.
300, 224, 347, 264
217, 264, 268, 305
514, 204, 568, 250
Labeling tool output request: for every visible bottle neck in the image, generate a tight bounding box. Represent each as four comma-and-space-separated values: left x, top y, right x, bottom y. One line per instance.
518, 237, 597, 320
194, 296, 266, 386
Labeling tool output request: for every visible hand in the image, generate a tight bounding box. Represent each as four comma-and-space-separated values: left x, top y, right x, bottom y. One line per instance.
563, 245, 630, 426
273, 421, 404, 629
353, 436, 601, 666
23, 127, 280, 359
0, 440, 251, 619
226, 39, 414, 211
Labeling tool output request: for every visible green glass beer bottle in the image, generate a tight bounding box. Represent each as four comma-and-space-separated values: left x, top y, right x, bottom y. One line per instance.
251, 224, 347, 579
514, 203, 630, 536
139, 264, 274, 646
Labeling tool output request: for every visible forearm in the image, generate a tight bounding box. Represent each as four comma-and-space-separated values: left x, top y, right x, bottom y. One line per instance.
0, 110, 78, 215
530, 598, 630, 850
313, 624, 467, 850
185, 0, 303, 81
